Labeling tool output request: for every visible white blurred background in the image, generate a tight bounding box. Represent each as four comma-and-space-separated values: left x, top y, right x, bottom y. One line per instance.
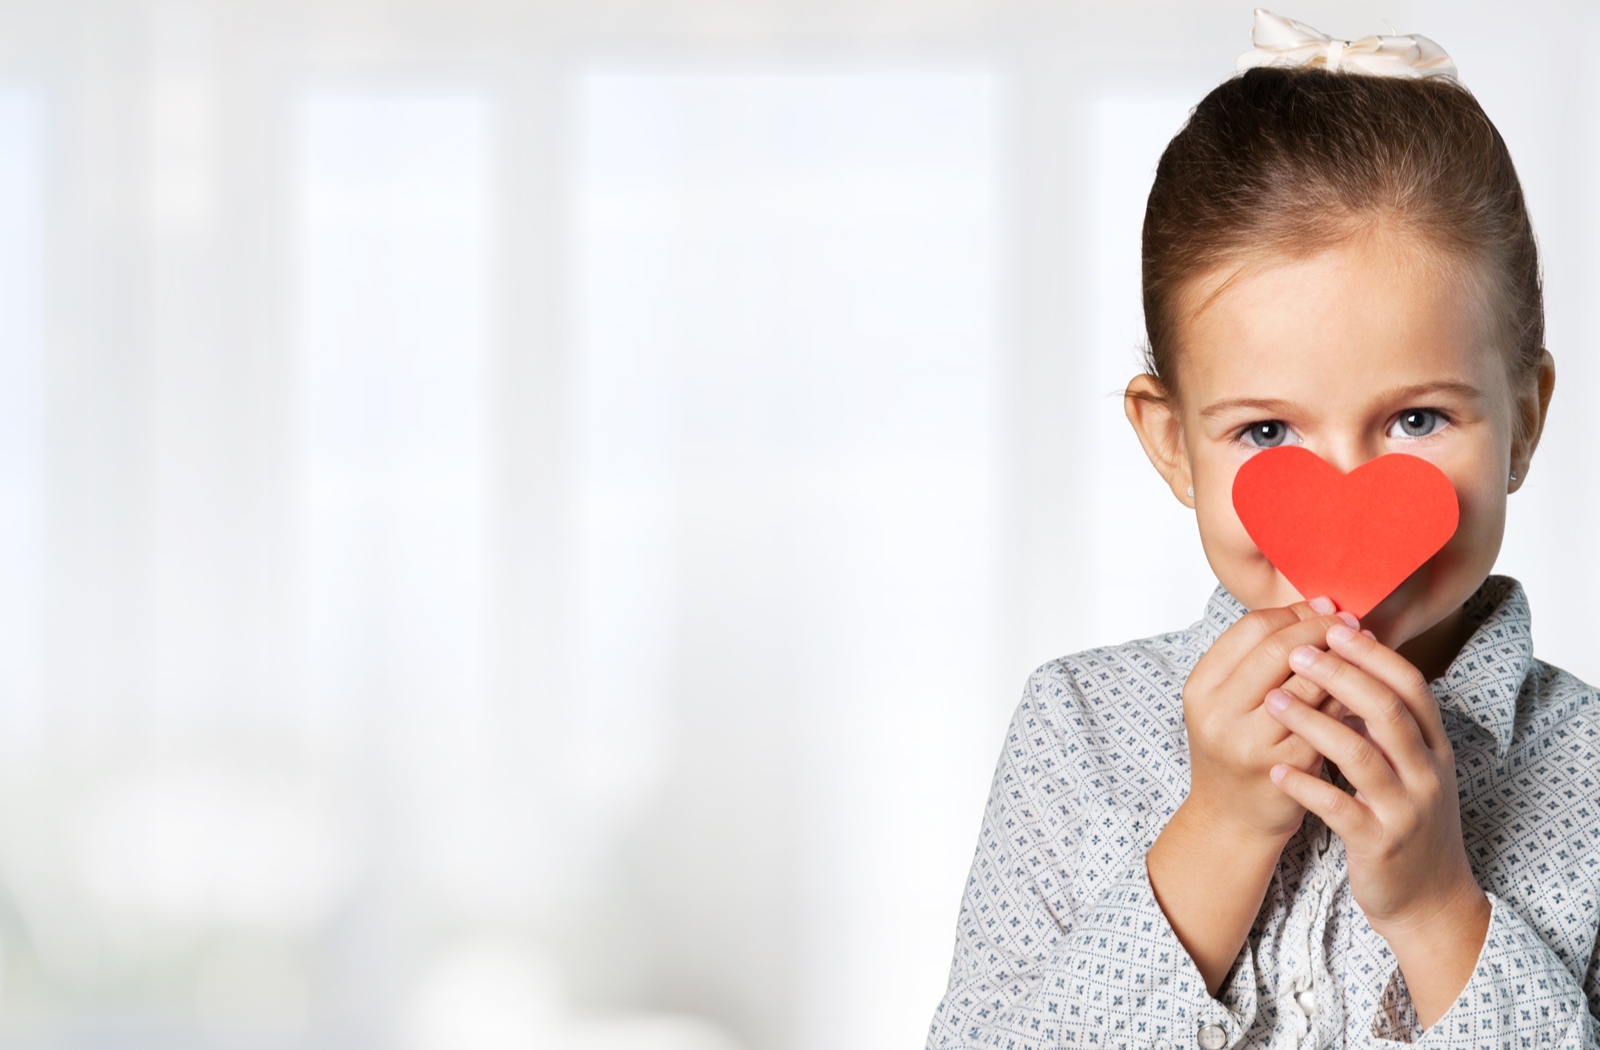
0, 1, 1591, 1047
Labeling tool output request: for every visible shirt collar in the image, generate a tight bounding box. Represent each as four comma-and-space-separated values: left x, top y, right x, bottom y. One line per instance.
1430, 576, 1531, 758
1192, 575, 1532, 757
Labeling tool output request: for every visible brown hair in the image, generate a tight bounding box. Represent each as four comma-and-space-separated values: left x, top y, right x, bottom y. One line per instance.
1141, 67, 1543, 398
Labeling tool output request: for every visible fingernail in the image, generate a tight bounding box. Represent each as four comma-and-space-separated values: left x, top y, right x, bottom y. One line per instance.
1361, 629, 1377, 641
1309, 596, 1335, 614
1266, 688, 1291, 712
1289, 645, 1319, 671
1327, 624, 1356, 644
1269, 764, 1288, 784
1337, 612, 1360, 629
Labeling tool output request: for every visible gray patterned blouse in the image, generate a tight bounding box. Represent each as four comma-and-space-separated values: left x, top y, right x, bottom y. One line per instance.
928, 576, 1600, 1049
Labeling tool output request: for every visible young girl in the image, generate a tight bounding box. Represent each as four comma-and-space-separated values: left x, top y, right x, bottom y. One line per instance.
927, 12, 1594, 1049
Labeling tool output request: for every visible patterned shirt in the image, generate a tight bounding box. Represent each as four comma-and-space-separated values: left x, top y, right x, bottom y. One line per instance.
928, 577, 1600, 1049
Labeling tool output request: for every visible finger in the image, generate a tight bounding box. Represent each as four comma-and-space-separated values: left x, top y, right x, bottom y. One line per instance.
1193, 602, 1324, 686
1285, 644, 1432, 777
1245, 698, 1329, 774
1323, 624, 1448, 751
1278, 672, 1328, 708
1252, 669, 1339, 723
1222, 613, 1355, 712
1269, 762, 1378, 845
1275, 673, 1348, 724
1250, 673, 1332, 754
1264, 688, 1405, 805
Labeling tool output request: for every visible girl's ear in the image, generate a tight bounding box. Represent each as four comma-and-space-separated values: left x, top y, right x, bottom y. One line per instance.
1509, 349, 1556, 493
1124, 374, 1196, 508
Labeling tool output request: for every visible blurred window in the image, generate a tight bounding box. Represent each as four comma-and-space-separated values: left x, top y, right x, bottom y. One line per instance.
0, 93, 42, 761
1089, 96, 1215, 643
302, 94, 488, 737
572, 71, 998, 1050
301, 97, 505, 914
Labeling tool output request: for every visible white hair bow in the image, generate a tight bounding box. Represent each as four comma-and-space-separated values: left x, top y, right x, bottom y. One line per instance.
1237, 9, 1457, 79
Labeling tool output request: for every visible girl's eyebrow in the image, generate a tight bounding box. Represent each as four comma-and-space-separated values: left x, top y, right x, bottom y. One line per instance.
1199, 381, 1483, 421
1380, 380, 1486, 402
1199, 396, 1299, 420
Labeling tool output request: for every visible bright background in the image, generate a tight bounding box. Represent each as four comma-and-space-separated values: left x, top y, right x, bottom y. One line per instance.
0, 1, 1591, 1048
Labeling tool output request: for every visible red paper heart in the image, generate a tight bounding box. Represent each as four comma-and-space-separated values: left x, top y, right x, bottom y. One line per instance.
1231, 446, 1459, 617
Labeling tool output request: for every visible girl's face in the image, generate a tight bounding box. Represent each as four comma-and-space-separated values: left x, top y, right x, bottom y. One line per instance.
1126, 231, 1554, 655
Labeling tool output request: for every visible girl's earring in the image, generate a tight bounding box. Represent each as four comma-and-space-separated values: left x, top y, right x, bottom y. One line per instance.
1510, 469, 1518, 484
1186, 486, 1195, 498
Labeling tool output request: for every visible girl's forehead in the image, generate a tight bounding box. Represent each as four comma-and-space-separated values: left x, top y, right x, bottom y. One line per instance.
1177, 237, 1506, 403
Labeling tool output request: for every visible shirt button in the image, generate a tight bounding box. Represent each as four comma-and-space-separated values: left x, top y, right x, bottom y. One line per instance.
1308, 873, 1326, 892
1296, 986, 1316, 1016
1197, 1022, 1228, 1049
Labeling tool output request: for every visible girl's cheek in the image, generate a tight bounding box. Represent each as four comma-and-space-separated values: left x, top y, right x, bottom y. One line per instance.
1448, 467, 1505, 542
1439, 437, 1506, 512
1196, 479, 1277, 583
1432, 450, 1510, 581
1194, 456, 1250, 537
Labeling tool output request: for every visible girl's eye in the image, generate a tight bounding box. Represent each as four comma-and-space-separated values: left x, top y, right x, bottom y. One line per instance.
1388, 409, 1447, 439
1239, 420, 1301, 448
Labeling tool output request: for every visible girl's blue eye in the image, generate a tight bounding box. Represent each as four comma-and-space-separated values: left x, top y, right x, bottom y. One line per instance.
1239, 420, 1300, 448
1388, 409, 1446, 439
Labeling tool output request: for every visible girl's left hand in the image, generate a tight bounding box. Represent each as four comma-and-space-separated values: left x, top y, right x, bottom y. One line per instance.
1262, 622, 1490, 1028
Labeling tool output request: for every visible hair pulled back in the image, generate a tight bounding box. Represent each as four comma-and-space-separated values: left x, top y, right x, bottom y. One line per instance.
1142, 67, 1542, 397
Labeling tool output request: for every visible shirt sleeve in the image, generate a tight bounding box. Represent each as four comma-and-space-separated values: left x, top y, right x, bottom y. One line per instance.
1370, 894, 1598, 1048
926, 665, 1256, 1050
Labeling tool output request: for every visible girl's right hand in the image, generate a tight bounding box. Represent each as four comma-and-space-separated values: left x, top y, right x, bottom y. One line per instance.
1149, 598, 1356, 992
1180, 598, 1358, 843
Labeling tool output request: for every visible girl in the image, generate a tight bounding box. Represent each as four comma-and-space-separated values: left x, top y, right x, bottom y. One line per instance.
927, 11, 1594, 1050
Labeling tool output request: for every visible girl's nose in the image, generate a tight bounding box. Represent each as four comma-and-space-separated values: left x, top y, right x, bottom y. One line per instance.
1313, 434, 1386, 474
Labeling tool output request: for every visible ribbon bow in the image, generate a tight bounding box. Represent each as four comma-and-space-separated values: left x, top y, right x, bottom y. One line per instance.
1237, 9, 1457, 79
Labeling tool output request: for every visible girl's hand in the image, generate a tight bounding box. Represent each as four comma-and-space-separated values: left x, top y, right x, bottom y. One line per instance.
1180, 598, 1355, 842
1263, 623, 1489, 1028
1148, 598, 1351, 993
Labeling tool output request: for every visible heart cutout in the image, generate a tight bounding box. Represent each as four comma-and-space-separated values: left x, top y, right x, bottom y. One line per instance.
1231, 446, 1459, 617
